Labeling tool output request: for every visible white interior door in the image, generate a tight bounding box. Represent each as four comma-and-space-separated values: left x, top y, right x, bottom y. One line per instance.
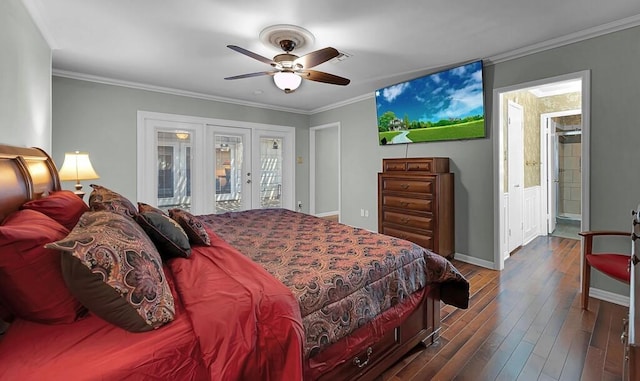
508, 101, 524, 253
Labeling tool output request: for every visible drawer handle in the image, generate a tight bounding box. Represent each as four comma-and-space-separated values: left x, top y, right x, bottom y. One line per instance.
353, 347, 373, 368
400, 183, 410, 190
399, 201, 409, 207
400, 217, 410, 224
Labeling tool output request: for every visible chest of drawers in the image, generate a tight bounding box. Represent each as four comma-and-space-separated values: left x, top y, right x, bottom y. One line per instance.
377, 158, 454, 258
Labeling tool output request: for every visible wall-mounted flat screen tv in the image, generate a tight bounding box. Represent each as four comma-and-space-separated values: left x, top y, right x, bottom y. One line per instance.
376, 60, 485, 145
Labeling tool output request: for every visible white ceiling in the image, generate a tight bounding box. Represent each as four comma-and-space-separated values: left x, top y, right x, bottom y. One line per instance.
24, 0, 640, 113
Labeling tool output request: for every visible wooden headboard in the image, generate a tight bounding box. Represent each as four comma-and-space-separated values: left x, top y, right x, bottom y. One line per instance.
0, 144, 60, 222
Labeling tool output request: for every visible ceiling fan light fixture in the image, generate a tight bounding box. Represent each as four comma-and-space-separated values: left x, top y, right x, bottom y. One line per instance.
273, 71, 301, 93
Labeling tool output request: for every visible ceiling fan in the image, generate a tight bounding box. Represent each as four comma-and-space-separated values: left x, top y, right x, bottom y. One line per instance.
224, 39, 350, 93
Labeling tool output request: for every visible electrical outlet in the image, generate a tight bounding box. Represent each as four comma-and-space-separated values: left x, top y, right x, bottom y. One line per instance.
365, 210, 369, 217
360, 209, 365, 217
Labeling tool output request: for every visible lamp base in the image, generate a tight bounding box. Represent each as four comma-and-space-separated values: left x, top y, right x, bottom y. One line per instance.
73, 190, 86, 200
74, 182, 85, 199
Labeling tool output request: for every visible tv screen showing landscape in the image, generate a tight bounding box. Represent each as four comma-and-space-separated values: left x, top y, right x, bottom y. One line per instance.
376, 60, 485, 145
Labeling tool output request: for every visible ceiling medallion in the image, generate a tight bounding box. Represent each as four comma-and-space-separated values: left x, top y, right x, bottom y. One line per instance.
259, 24, 315, 51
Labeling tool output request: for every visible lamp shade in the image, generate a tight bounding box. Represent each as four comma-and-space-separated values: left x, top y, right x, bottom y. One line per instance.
58, 151, 100, 182
273, 72, 302, 92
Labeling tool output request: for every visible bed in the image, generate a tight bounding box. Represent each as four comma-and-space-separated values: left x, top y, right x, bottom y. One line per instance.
0, 144, 469, 381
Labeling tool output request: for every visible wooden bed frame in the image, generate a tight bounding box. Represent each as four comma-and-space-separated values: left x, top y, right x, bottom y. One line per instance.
0, 143, 442, 381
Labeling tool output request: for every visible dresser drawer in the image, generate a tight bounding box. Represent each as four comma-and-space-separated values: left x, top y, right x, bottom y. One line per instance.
382, 226, 433, 250
381, 177, 435, 194
382, 195, 432, 213
383, 210, 433, 231
382, 158, 449, 173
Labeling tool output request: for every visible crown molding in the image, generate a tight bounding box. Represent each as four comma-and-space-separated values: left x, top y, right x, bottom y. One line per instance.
309, 92, 374, 114
52, 69, 310, 115
487, 14, 640, 64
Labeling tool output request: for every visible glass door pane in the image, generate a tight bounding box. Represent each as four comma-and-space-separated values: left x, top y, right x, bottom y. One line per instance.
214, 131, 249, 213
156, 131, 192, 211
259, 137, 283, 209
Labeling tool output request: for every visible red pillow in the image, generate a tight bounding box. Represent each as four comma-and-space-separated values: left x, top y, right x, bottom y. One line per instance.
21, 190, 89, 230
0, 209, 85, 324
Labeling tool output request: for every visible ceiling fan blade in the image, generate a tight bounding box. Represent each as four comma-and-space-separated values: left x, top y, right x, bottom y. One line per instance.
295, 47, 340, 69
299, 70, 350, 86
224, 71, 275, 80
227, 45, 275, 66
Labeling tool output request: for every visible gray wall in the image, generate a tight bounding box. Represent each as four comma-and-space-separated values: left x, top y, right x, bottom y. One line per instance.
312, 25, 640, 295
0, 0, 51, 150
52, 77, 310, 204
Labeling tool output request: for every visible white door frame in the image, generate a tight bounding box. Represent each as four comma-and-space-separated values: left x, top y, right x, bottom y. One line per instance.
309, 122, 341, 219
137, 111, 296, 215
540, 109, 582, 235
493, 70, 590, 271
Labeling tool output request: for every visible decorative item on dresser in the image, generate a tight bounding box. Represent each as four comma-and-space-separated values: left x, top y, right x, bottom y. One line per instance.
624, 206, 640, 380
378, 157, 454, 258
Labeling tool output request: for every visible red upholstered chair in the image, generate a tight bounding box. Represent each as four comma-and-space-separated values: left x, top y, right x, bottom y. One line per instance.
579, 230, 631, 310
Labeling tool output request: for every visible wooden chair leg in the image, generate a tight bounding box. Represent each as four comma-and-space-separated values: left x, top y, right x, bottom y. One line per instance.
582, 261, 591, 310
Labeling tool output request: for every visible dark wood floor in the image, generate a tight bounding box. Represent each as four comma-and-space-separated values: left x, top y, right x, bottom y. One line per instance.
382, 235, 628, 381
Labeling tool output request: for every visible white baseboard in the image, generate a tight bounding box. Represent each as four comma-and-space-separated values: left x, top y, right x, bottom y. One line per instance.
589, 287, 629, 307
314, 210, 339, 218
453, 252, 495, 270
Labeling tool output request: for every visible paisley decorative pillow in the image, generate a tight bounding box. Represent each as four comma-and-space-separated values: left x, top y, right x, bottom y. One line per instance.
46, 211, 175, 332
88, 184, 137, 219
168, 208, 211, 246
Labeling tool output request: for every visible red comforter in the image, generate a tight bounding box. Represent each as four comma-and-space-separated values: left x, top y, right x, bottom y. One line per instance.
168, 229, 305, 380
0, 230, 305, 381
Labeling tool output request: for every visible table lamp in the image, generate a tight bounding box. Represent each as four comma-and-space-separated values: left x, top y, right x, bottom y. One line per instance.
58, 151, 100, 199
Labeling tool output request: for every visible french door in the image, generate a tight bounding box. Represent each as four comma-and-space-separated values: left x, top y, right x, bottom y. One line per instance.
212, 126, 251, 213
137, 112, 295, 215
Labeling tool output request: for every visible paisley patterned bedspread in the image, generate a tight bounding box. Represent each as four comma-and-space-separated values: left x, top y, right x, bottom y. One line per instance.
199, 209, 468, 357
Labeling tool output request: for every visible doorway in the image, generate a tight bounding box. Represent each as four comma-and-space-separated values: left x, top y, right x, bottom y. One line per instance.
493, 70, 590, 271
542, 110, 582, 239
309, 122, 341, 220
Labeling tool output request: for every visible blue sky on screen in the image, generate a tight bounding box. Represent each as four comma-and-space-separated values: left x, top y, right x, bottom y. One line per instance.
375, 61, 484, 123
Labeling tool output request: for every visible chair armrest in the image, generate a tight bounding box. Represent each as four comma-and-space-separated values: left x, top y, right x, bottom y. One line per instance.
579, 230, 630, 238
580, 230, 631, 258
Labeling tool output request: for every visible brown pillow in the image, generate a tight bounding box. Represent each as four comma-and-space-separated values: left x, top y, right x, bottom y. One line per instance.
136, 212, 191, 259
46, 211, 175, 332
168, 209, 211, 246
88, 184, 137, 219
